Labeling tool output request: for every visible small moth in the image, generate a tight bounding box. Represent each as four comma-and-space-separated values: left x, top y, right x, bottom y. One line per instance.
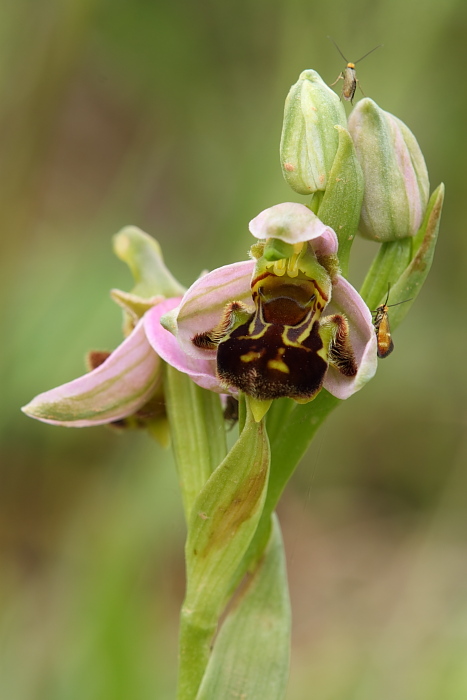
328, 37, 382, 103
373, 288, 411, 359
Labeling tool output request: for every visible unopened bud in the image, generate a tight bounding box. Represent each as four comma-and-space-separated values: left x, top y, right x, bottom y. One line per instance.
348, 98, 429, 242
280, 70, 347, 195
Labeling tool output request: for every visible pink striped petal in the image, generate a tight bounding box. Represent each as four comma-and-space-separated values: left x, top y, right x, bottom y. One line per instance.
22, 318, 161, 426
169, 260, 254, 361
324, 275, 377, 399
145, 298, 225, 393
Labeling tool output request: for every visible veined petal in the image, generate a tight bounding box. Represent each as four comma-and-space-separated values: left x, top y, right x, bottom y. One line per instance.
324, 276, 377, 399
22, 319, 161, 427
145, 298, 226, 394
169, 261, 254, 361
249, 202, 338, 254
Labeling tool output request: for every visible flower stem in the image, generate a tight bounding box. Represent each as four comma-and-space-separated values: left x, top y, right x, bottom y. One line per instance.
163, 364, 227, 520
177, 613, 217, 700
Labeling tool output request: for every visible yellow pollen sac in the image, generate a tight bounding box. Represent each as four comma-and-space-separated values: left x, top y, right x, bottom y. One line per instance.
287, 242, 306, 278
240, 350, 264, 363
271, 242, 307, 278
287, 253, 299, 277
273, 258, 287, 276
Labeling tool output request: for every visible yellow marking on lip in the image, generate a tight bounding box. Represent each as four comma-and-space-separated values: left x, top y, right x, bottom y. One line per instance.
267, 348, 289, 374
267, 359, 290, 374
282, 308, 318, 347
240, 350, 264, 363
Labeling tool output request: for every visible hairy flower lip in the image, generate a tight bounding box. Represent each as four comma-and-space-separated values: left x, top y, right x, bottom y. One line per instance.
170, 267, 376, 399
169, 205, 340, 365
21, 317, 162, 427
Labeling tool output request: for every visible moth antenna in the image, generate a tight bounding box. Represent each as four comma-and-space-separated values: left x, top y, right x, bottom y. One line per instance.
383, 283, 391, 307
354, 44, 383, 65
372, 284, 391, 314
327, 36, 348, 63
387, 298, 413, 309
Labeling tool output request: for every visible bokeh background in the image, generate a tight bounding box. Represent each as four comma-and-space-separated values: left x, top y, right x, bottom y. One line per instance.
1, 0, 466, 697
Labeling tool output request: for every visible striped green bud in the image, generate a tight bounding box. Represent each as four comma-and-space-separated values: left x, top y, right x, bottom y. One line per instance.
280, 70, 347, 195
348, 98, 429, 242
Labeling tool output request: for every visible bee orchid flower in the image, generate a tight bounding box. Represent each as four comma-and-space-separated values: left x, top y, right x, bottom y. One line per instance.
149, 203, 377, 419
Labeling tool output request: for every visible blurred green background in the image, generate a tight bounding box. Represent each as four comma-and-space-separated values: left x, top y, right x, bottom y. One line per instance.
1, 0, 466, 697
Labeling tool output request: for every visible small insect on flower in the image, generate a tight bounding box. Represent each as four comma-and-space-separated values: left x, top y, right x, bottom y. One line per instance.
373, 287, 411, 358
328, 37, 382, 104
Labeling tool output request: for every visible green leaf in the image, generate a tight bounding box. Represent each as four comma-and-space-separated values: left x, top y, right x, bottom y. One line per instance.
196, 516, 291, 700
177, 398, 270, 699
231, 389, 339, 593
387, 183, 444, 331
358, 237, 413, 311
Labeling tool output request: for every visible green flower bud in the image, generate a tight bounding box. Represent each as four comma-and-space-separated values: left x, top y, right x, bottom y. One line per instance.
280, 69, 347, 195
348, 98, 429, 242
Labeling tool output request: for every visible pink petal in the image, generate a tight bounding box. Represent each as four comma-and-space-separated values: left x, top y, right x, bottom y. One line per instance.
170, 260, 254, 361
323, 276, 377, 399
144, 298, 227, 394
249, 202, 338, 254
388, 113, 427, 235
22, 319, 161, 427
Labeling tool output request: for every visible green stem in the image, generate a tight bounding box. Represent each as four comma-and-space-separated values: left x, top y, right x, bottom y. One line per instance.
238, 393, 247, 434
163, 365, 227, 521
267, 390, 339, 510
266, 397, 295, 444
177, 613, 217, 700
308, 190, 324, 214
359, 238, 413, 311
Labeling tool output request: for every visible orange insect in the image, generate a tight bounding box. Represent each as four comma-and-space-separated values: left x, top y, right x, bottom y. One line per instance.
328, 37, 382, 103
373, 288, 411, 359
